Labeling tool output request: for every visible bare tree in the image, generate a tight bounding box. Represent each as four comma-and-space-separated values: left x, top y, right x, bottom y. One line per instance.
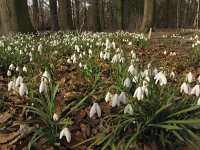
0, 0, 35, 35
58, 0, 74, 30
140, 0, 155, 32
50, 0, 59, 30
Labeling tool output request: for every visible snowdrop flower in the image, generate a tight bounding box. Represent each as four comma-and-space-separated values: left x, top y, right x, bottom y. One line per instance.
7, 70, 11, 76
38, 44, 42, 54
9, 64, 15, 70
120, 57, 125, 63
103, 52, 110, 60
128, 65, 137, 75
39, 80, 48, 93
105, 92, 112, 102
128, 42, 132, 46
112, 42, 116, 49
142, 85, 148, 96
180, 82, 190, 94
153, 68, 158, 75
105, 39, 111, 49
186, 72, 193, 83
8, 81, 14, 91
22, 66, 27, 72
79, 62, 83, 68
111, 94, 119, 107
100, 51, 104, 59
19, 83, 28, 96
89, 103, 101, 118
15, 76, 23, 87
198, 75, 200, 83
16, 66, 19, 72
60, 127, 71, 142
119, 92, 127, 104
197, 98, 200, 105
190, 85, 200, 97
133, 87, 144, 100
42, 70, 51, 82
79, 53, 82, 58
163, 51, 167, 55
88, 49, 92, 55
154, 72, 167, 86
124, 77, 131, 88
53, 113, 59, 121
170, 71, 175, 78
132, 76, 138, 83
124, 104, 133, 115
67, 58, 72, 64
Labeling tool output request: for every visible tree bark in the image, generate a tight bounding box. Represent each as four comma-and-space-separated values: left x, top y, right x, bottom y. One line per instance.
140, 0, 155, 33
49, 0, 59, 31
75, 0, 80, 29
32, 0, 39, 30
92, 0, 102, 32
58, 0, 74, 30
0, 0, 35, 35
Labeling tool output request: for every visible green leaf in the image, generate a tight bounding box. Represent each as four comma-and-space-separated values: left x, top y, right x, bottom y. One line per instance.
166, 105, 200, 119
163, 119, 200, 124
148, 124, 182, 130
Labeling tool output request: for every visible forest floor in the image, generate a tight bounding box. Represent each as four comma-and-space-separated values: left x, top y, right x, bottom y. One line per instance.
0, 29, 200, 150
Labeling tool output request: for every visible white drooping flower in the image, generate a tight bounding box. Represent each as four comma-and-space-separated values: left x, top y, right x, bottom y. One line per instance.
67, 58, 72, 64
190, 85, 200, 97
19, 83, 28, 96
105, 92, 112, 102
89, 103, 101, 118
112, 42, 116, 49
16, 66, 19, 72
8, 81, 14, 91
163, 51, 167, 55
111, 94, 119, 107
100, 51, 104, 59
60, 127, 71, 142
79, 62, 83, 68
15, 76, 23, 87
186, 72, 193, 83
153, 68, 158, 75
128, 65, 137, 75
142, 85, 148, 96
9, 64, 15, 70
38, 44, 43, 54
180, 82, 190, 94
22, 66, 27, 72
154, 72, 167, 86
197, 98, 200, 105
124, 77, 131, 88
7, 70, 11, 76
124, 104, 133, 115
198, 75, 200, 83
133, 87, 144, 100
39, 80, 48, 93
42, 70, 51, 82
132, 76, 138, 83
170, 71, 175, 78
53, 113, 59, 121
119, 92, 127, 104
103, 52, 110, 60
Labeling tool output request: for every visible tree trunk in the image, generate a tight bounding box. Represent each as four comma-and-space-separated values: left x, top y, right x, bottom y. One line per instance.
0, 0, 35, 35
58, 0, 74, 30
75, 0, 80, 29
92, 0, 102, 32
49, 0, 59, 31
116, 0, 126, 29
140, 0, 155, 33
32, 0, 39, 30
